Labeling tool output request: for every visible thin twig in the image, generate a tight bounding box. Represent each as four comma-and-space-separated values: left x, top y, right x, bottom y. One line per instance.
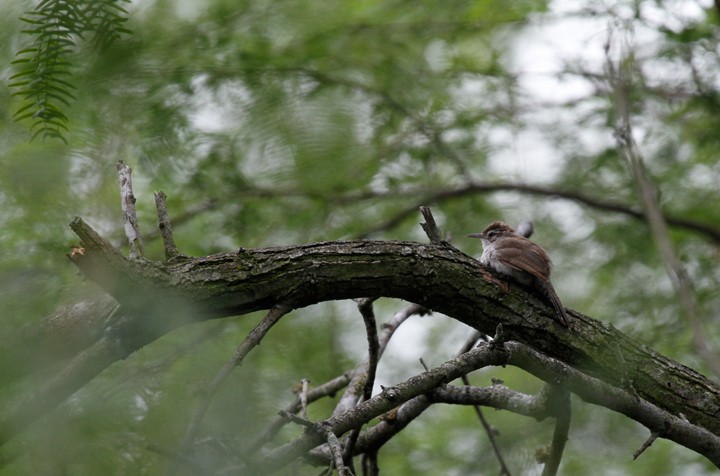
300, 378, 310, 419
154, 191, 180, 260
145, 183, 720, 244
456, 330, 511, 476
261, 343, 511, 472
489, 323, 506, 349
245, 374, 354, 455
419, 206, 443, 243
272, 340, 720, 473
116, 160, 144, 258
324, 424, 353, 476
358, 299, 380, 403
605, 25, 720, 378
361, 451, 379, 476
459, 330, 483, 354
342, 299, 381, 467
246, 303, 427, 456
278, 410, 315, 428
354, 182, 720, 243
319, 332, 504, 473
333, 298, 404, 417
633, 432, 659, 460
170, 303, 292, 476
428, 384, 553, 420
541, 387, 571, 476
379, 303, 431, 349
461, 375, 509, 475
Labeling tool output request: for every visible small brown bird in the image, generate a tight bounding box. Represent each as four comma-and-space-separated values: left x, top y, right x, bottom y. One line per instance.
467, 221, 569, 327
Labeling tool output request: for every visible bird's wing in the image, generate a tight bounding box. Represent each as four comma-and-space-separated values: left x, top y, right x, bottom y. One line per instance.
492, 237, 552, 281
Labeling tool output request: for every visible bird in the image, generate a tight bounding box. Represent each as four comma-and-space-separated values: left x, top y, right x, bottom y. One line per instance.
467, 221, 570, 327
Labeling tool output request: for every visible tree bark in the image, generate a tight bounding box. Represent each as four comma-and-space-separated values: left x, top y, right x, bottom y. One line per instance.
3, 216, 719, 465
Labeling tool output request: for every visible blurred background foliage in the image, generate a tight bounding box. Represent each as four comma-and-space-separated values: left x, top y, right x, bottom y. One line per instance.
1, 0, 719, 474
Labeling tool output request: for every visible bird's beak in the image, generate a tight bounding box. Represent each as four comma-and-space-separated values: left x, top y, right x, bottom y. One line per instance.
466, 233, 483, 238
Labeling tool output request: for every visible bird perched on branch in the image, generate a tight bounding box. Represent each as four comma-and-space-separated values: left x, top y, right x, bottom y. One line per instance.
467, 221, 569, 327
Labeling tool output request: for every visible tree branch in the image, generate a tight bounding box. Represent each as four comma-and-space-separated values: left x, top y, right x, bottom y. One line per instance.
265, 340, 720, 472
144, 183, 720, 243
61, 221, 720, 443
540, 386, 571, 476
0, 334, 127, 446
83, 237, 716, 443
419, 206, 444, 243
5, 217, 720, 467
428, 384, 552, 420
116, 160, 144, 258
633, 431, 659, 460
606, 26, 720, 378
154, 191, 181, 261
333, 299, 379, 418
351, 182, 720, 243
0, 294, 118, 385
308, 395, 434, 467
340, 298, 380, 468
170, 303, 292, 475
262, 341, 511, 472
244, 303, 426, 455
455, 331, 511, 476
504, 341, 720, 466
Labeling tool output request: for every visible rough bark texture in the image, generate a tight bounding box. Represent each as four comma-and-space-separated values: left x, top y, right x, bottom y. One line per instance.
3, 216, 717, 464
64, 217, 720, 442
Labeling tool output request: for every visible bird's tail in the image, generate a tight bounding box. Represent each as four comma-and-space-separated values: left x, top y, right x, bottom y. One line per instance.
542, 281, 570, 328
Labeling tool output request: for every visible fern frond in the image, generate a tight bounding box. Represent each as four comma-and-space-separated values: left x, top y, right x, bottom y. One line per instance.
10, 0, 131, 143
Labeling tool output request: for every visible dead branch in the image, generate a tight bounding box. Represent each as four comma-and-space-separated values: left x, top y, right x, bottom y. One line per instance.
116, 160, 144, 258
154, 191, 181, 260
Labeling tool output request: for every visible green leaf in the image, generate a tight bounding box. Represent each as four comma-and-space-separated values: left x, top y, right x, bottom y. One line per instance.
10, 0, 132, 142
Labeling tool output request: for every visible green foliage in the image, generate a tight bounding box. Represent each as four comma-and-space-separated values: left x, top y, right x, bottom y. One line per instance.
2, 0, 720, 474
9, 0, 131, 143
